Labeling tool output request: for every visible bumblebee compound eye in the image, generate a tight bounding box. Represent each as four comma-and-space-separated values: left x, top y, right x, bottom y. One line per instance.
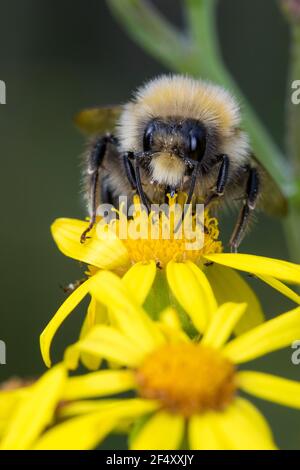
143, 121, 156, 152
188, 123, 207, 161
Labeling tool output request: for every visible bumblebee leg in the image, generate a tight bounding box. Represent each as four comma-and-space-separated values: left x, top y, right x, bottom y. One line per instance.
123, 151, 137, 189
204, 154, 230, 207
184, 161, 200, 206
134, 155, 151, 212
81, 134, 117, 243
229, 166, 260, 253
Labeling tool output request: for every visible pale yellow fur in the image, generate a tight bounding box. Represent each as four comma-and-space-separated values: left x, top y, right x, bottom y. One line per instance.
118, 75, 241, 143
150, 152, 186, 185
116, 74, 250, 188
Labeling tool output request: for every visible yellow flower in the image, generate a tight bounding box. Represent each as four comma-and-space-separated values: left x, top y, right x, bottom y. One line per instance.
0, 364, 152, 450
0, 364, 66, 450
39, 270, 300, 450
42, 198, 300, 367
4, 271, 300, 450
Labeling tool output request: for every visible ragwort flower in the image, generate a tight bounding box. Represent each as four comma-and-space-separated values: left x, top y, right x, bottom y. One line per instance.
39, 270, 300, 450
41, 197, 300, 367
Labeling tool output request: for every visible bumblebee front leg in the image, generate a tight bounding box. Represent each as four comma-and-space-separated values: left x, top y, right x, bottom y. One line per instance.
123, 151, 153, 211
123, 151, 137, 190
81, 134, 118, 243
204, 154, 230, 207
133, 153, 151, 212
229, 166, 260, 253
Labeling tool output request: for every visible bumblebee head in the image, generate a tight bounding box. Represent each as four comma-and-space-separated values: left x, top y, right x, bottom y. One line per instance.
143, 118, 207, 164
117, 75, 245, 187
139, 118, 208, 187
117, 75, 241, 161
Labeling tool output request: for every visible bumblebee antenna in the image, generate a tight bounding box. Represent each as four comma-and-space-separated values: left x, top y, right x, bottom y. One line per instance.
174, 162, 201, 233
186, 162, 201, 206
174, 127, 209, 234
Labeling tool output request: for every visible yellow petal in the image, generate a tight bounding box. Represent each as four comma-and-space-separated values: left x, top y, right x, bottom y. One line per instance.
34, 397, 158, 450
204, 263, 264, 335
158, 307, 190, 343
185, 261, 218, 315
205, 253, 300, 285
255, 274, 300, 304
122, 261, 156, 305
130, 411, 184, 450
58, 399, 119, 419
188, 413, 230, 450
0, 389, 29, 438
66, 325, 145, 368
166, 261, 216, 333
79, 297, 107, 370
223, 306, 300, 363
216, 398, 276, 450
238, 371, 300, 408
0, 364, 66, 450
33, 412, 116, 450
64, 344, 81, 370
90, 271, 164, 353
202, 303, 247, 349
40, 275, 96, 367
60, 398, 158, 420
80, 297, 108, 336
62, 370, 136, 401
51, 218, 129, 270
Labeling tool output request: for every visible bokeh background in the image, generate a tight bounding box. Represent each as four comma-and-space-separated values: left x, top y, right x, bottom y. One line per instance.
0, 0, 299, 449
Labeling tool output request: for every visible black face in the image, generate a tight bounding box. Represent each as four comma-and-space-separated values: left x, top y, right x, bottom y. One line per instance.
143, 118, 207, 162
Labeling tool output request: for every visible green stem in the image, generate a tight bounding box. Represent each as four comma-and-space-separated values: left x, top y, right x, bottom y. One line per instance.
107, 0, 198, 74
285, 22, 300, 262
184, 0, 293, 196
287, 24, 300, 177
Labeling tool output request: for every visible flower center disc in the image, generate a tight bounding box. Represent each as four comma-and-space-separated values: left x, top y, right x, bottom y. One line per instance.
117, 198, 222, 268
136, 343, 236, 417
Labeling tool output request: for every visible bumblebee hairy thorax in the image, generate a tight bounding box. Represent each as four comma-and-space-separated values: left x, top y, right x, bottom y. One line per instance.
77, 74, 287, 250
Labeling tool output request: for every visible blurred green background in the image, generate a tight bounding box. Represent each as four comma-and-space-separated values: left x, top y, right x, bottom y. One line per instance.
0, 0, 299, 449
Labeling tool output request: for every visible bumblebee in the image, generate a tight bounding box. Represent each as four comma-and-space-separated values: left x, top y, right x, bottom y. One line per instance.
76, 75, 287, 251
